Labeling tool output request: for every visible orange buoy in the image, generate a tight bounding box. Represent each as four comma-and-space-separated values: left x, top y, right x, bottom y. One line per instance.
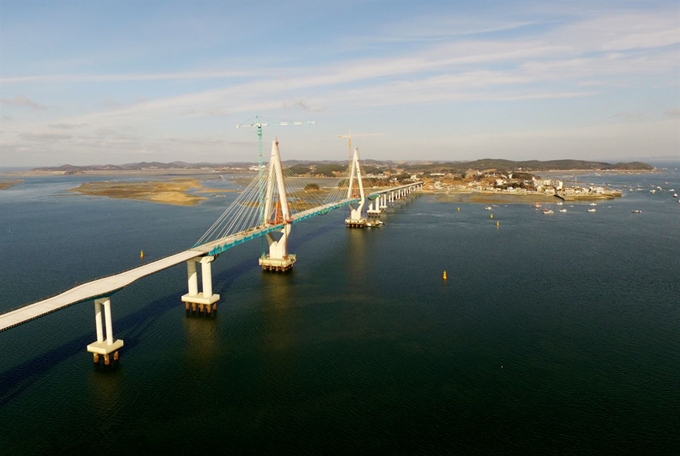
442, 270, 448, 280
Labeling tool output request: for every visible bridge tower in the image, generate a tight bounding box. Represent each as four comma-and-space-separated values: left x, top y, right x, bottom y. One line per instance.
345, 147, 367, 228
259, 140, 296, 271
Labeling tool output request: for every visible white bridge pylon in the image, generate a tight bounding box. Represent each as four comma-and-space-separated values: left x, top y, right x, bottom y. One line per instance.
259, 140, 296, 271
345, 147, 367, 228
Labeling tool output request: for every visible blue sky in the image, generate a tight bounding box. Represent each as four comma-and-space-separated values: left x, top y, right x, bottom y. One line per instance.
1, 0, 678, 166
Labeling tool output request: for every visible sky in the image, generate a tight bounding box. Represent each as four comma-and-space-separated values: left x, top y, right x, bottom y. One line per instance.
0, 0, 678, 166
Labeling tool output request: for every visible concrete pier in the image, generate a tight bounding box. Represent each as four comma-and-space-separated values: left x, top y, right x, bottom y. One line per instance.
87, 297, 124, 364
259, 254, 297, 272
181, 256, 220, 314
345, 217, 368, 228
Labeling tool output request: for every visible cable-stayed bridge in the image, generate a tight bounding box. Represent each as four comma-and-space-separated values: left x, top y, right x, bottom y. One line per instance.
0, 140, 421, 365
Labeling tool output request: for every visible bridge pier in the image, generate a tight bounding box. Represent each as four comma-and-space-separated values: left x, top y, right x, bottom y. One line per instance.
181, 256, 220, 314
367, 199, 381, 217
87, 297, 124, 365
379, 194, 387, 209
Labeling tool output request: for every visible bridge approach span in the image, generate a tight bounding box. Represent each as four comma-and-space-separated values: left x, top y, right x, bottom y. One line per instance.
0, 250, 205, 332
367, 182, 423, 199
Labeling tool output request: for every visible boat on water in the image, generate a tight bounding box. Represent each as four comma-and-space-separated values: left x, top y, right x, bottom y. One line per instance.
558, 209, 568, 213
532, 203, 542, 208
631, 210, 642, 214
587, 208, 597, 213
484, 206, 493, 211
366, 220, 384, 228
589, 202, 597, 206
542, 209, 554, 215
674, 193, 678, 198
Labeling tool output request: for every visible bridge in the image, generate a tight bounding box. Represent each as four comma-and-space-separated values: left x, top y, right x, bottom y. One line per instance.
0, 140, 421, 365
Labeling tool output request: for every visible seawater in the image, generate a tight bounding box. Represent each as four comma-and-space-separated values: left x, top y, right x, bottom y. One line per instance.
1, 168, 679, 454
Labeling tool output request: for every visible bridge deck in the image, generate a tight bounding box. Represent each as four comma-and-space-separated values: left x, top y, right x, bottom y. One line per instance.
0, 250, 203, 332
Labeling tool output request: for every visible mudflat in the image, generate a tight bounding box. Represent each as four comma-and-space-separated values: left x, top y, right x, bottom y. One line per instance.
69, 179, 208, 206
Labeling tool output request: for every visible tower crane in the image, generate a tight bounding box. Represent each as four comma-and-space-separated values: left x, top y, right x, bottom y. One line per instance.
236, 115, 315, 224
237, 115, 315, 174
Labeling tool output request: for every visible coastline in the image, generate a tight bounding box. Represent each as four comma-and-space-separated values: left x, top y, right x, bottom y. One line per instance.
2, 167, 636, 206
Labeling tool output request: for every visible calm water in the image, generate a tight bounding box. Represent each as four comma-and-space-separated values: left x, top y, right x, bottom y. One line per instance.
1, 168, 679, 455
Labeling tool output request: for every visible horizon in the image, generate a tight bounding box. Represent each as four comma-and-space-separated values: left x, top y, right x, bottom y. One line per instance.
1, 0, 678, 167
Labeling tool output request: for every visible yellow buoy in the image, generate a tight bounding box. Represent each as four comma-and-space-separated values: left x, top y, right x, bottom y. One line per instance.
490, 213, 494, 219
496, 221, 500, 227
442, 270, 448, 280
457, 207, 460, 212
140, 250, 145, 259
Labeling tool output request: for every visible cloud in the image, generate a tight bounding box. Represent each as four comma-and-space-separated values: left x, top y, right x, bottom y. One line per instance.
49, 122, 89, 129
0, 70, 252, 84
610, 112, 646, 120
164, 137, 225, 146
0, 95, 46, 110
283, 98, 322, 112
20, 132, 71, 141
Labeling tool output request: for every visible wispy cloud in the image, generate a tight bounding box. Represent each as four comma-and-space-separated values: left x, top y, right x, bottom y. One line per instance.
610, 112, 646, 120
49, 122, 89, 129
0, 70, 252, 84
1, 95, 46, 110
20, 132, 71, 141
164, 137, 224, 146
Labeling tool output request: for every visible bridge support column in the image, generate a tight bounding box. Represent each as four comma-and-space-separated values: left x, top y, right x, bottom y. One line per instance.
182, 256, 220, 314
367, 199, 381, 217
87, 297, 124, 365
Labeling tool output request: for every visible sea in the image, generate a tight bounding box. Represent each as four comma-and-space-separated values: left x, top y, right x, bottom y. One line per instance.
0, 164, 679, 455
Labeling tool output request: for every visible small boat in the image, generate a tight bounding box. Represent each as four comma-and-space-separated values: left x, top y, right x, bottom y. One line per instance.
366, 220, 384, 228
484, 206, 493, 211
631, 210, 642, 214
589, 203, 597, 206
587, 208, 596, 213
532, 203, 542, 208
674, 193, 678, 198
558, 209, 567, 213
542, 209, 554, 215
